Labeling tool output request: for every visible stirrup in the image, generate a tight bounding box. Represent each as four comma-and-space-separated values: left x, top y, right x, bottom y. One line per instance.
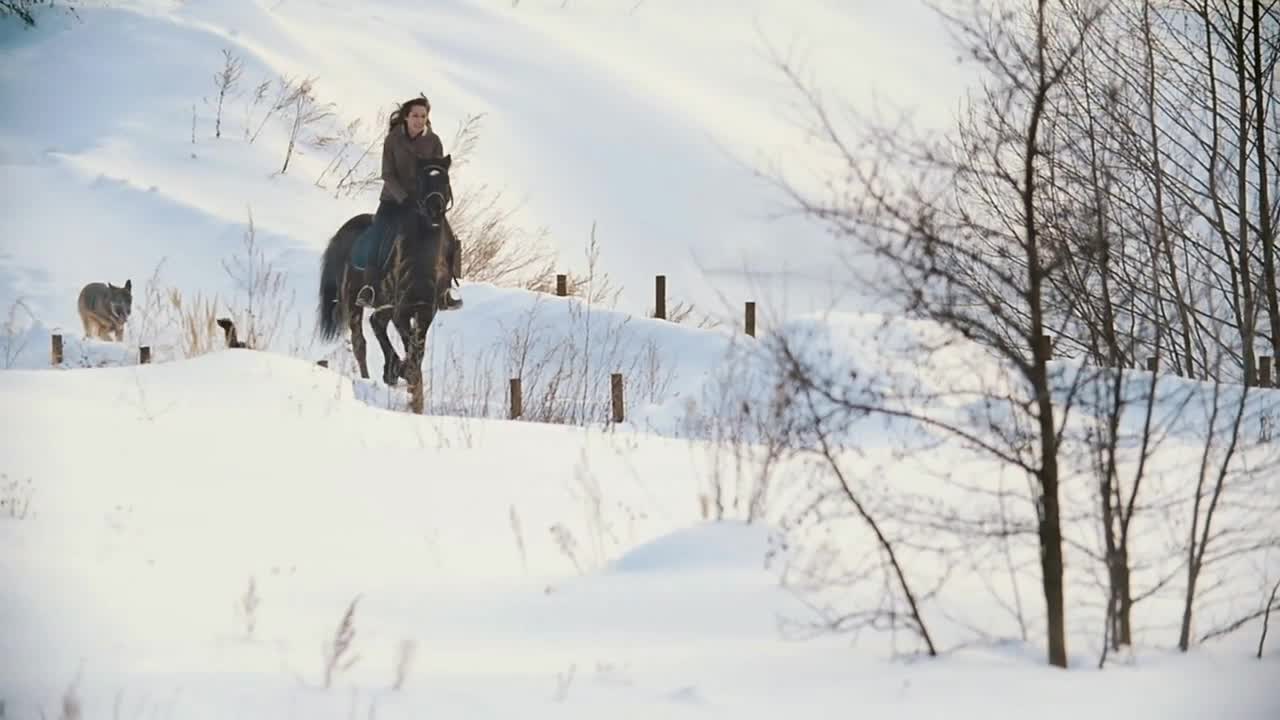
441, 287, 463, 311
355, 285, 375, 308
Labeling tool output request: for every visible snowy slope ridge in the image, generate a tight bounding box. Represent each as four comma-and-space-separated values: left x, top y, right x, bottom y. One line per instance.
1, 350, 1278, 718
2, 278, 759, 436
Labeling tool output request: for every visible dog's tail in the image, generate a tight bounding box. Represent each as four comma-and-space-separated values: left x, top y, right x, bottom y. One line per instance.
318, 216, 367, 341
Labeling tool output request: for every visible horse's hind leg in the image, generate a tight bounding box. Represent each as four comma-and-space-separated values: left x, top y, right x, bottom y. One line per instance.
349, 303, 370, 379
370, 307, 401, 386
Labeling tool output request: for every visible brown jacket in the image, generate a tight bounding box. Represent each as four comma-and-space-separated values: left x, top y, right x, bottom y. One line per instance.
380, 124, 444, 205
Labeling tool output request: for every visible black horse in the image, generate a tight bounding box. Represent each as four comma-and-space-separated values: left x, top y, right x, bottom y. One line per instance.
317, 155, 454, 389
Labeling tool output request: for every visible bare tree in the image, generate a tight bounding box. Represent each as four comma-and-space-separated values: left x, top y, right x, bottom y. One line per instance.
243, 79, 273, 142
315, 117, 367, 188
1248, 0, 1280, 367
220, 206, 292, 350
756, 0, 1280, 670
1174, 371, 1280, 652
1, 298, 36, 368
322, 595, 361, 689
1135, 0, 1279, 384
279, 76, 335, 175
450, 186, 557, 289
447, 111, 485, 171
248, 76, 298, 145
773, 334, 939, 657
1, 0, 78, 28
1030, 0, 1280, 385
212, 48, 244, 140
439, 111, 561, 290
760, 0, 1119, 668
1091, 369, 1156, 654
1258, 578, 1280, 658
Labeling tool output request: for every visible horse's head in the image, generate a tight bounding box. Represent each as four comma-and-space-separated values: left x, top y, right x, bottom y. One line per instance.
413, 154, 453, 228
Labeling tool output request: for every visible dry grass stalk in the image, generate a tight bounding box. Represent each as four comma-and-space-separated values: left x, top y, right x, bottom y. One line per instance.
323, 595, 362, 689
392, 638, 416, 691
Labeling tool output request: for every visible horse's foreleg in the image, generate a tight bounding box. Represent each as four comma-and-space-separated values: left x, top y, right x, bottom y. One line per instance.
394, 309, 429, 414
370, 307, 401, 386
392, 310, 423, 385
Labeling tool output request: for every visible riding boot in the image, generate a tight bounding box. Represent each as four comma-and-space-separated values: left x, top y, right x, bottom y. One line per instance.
357, 199, 401, 308
439, 229, 463, 311
440, 281, 463, 311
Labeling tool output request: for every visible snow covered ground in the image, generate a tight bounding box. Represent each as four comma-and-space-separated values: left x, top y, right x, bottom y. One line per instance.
2, 350, 1278, 718
3, 1, 1279, 717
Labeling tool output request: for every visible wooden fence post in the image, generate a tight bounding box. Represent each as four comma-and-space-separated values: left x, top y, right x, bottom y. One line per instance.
139, 346, 152, 364
745, 301, 756, 338
509, 377, 523, 419
556, 274, 567, 297
51, 334, 63, 365
1261, 356, 1273, 388
654, 275, 666, 320
610, 373, 624, 423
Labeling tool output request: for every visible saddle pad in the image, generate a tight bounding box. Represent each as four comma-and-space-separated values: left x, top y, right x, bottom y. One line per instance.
351, 217, 393, 271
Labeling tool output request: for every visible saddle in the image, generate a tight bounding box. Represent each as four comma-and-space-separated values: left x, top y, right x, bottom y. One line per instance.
350, 213, 399, 271
350, 207, 463, 311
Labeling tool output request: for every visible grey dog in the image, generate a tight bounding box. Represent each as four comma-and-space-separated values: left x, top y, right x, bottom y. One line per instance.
77, 280, 132, 342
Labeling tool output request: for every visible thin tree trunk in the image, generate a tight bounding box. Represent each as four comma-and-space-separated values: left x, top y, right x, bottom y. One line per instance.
1252, 0, 1280, 364
1179, 384, 1218, 651
1260, 578, 1279, 659
1142, 0, 1198, 378
1233, 1, 1258, 384
1115, 366, 1160, 647
1201, 0, 1251, 378
1179, 381, 1248, 651
1099, 401, 1124, 649
797, 385, 938, 657
1079, 22, 1124, 367
1026, 0, 1068, 670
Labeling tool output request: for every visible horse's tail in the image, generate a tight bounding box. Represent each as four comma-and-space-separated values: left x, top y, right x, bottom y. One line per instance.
317, 215, 368, 341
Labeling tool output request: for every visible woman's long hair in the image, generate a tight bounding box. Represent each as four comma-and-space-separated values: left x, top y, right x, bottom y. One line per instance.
388, 96, 431, 133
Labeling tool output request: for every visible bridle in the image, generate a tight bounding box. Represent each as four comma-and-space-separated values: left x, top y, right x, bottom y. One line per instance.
414, 165, 453, 225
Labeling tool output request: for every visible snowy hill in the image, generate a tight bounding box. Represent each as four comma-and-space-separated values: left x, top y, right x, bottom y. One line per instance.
2, 350, 1278, 718
0, 0, 972, 342
3, 1, 1280, 718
